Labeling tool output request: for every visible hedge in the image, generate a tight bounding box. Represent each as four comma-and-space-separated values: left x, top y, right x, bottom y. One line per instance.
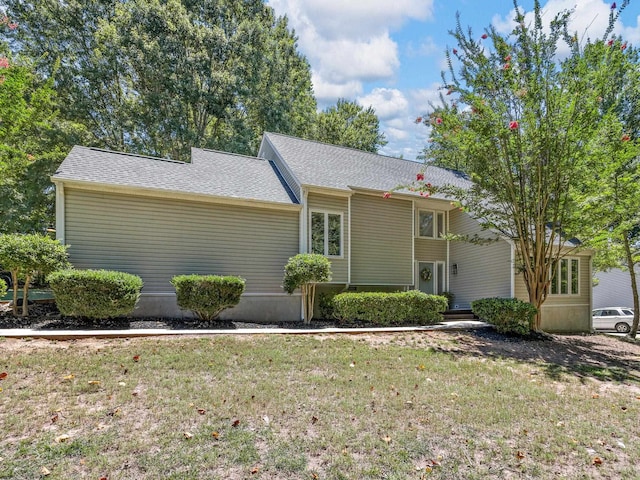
172, 275, 245, 321
471, 297, 537, 335
332, 290, 447, 326
0, 278, 7, 299
48, 269, 143, 319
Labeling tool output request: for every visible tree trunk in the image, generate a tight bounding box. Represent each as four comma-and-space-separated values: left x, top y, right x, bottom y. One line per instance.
622, 234, 639, 339
21, 275, 31, 317
11, 271, 18, 316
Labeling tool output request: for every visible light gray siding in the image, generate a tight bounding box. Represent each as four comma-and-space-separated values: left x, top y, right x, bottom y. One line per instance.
64, 188, 299, 295
448, 209, 512, 308
593, 268, 639, 309
414, 239, 446, 261
307, 193, 349, 283
260, 138, 301, 202
350, 193, 413, 285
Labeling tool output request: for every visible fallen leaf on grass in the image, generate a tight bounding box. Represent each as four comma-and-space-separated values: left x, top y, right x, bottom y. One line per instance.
516, 450, 525, 460
50, 414, 59, 424
311, 416, 318, 425
197, 408, 206, 415
54, 434, 70, 443
133, 355, 140, 362
88, 380, 100, 385
593, 457, 603, 466
250, 466, 260, 474
118, 382, 126, 387
416, 365, 425, 371
0, 372, 7, 380
183, 432, 193, 439
382, 436, 391, 444
262, 415, 270, 425
592, 394, 600, 399
232, 419, 240, 428
211, 431, 220, 440
62, 374, 75, 381
40, 466, 51, 476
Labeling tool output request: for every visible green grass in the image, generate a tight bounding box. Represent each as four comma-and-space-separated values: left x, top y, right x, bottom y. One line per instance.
0, 333, 639, 479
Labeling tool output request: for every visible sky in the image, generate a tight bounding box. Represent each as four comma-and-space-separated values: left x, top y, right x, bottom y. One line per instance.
266, 0, 640, 160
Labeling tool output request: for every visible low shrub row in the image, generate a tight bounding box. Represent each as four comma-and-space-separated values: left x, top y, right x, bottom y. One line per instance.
172, 275, 246, 321
332, 290, 448, 326
471, 297, 536, 335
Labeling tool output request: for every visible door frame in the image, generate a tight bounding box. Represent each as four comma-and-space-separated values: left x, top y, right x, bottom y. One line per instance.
415, 260, 445, 294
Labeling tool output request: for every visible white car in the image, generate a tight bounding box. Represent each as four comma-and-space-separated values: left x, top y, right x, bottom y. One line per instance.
592, 307, 635, 333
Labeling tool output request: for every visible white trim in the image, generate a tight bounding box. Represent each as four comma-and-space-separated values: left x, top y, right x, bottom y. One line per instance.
300, 187, 308, 253
540, 303, 591, 308
304, 185, 353, 197
348, 195, 352, 284
55, 182, 65, 245
446, 210, 450, 291
308, 209, 344, 259
549, 256, 581, 296
412, 201, 416, 286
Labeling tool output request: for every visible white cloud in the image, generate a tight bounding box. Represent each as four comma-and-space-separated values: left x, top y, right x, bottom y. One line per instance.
357, 88, 408, 120
268, 0, 434, 105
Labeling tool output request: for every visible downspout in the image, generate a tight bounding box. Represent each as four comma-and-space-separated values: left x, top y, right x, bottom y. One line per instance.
412, 200, 416, 290
446, 209, 450, 292
347, 194, 352, 286
55, 182, 65, 245
299, 187, 309, 321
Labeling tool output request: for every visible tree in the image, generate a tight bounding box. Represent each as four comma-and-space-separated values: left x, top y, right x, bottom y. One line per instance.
283, 253, 332, 324
415, 1, 625, 331
0, 234, 69, 316
3, 0, 317, 160
579, 37, 640, 338
0, 19, 78, 234
312, 99, 387, 153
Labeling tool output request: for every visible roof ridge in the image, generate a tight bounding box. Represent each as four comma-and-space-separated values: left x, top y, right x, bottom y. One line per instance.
193, 147, 267, 161
85, 146, 187, 165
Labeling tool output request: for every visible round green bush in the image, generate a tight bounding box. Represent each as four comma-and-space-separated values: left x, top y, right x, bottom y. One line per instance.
47, 269, 143, 319
171, 274, 245, 321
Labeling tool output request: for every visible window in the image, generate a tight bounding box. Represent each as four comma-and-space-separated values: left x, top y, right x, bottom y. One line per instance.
418, 210, 445, 238
310, 211, 342, 256
549, 258, 579, 295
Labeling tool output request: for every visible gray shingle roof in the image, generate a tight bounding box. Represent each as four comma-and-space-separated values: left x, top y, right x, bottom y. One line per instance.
263, 132, 471, 196
53, 146, 298, 205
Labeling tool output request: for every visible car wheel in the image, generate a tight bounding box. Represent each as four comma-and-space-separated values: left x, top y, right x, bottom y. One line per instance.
615, 322, 631, 333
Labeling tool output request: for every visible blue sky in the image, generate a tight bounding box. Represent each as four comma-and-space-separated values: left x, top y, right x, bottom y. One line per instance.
267, 0, 640, 159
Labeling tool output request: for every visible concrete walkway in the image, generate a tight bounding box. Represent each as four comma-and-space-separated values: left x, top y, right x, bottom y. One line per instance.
0, 320, 489, 340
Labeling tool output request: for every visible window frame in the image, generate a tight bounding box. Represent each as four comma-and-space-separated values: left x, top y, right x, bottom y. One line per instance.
549, 257, 580, 296
417, 209, 446, 239
309, 209, 344, 258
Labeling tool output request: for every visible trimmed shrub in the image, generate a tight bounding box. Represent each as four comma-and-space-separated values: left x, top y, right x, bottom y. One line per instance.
332, 290, 448, 326
471, 297, 537, 335
172, 274, 245, 321
0, 278, 7, 299
283, 254, 332, 324
48, 269, 143, 319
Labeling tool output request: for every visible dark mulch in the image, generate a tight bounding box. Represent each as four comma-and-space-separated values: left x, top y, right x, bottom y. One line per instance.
0, 302, 339, 330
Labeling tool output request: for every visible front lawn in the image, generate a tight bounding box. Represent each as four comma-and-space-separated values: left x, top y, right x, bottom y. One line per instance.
1, 331, 639, 479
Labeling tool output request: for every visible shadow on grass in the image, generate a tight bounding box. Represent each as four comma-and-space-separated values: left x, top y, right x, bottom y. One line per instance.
434, 327, 640, 384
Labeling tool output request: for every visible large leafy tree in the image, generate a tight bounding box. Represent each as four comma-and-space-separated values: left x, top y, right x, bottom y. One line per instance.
580, 38, 640, 338
3, 0, 316, 160
312, 98, 387, 153
416, 1, 626, 331
0, 20, 80, 234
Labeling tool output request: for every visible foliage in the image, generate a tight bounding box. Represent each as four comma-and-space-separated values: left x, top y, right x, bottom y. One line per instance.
0, 277, 7, 298
414, 1, 628, 330
3, 0, 316, 159
0, 233, 69, 316
441, 291, 454, 310
48, 269, 143, 319
0, 20, 80, 234
578, 37, 640, 338
283, 253, 331, 324
471, 297, 537, 335
311, 98, 387, 153
332, 290, 447, 326
317, 292, 336, 320
171, 274, 245, 322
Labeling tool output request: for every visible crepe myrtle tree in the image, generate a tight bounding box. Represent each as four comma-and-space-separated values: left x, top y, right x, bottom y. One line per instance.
0, 233, 69, 316
283, 253, 331, 324
400, 1, 630, 331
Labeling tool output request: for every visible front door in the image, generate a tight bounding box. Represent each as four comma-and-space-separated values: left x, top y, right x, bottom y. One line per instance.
418, 262, 435, 294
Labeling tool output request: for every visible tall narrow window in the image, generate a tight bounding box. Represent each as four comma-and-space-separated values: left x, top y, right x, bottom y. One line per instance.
310, 211, 342, 257
571, 259, 579, 294
549, 257, 579, 295
437, 212, 445, 238
418, 210, 445, 239
437, 262, 445, 294
419, 211, 434, 237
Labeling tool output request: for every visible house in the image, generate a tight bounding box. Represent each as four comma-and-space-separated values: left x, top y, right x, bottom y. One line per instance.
593, 267, 639, 309
51, 133, 593, 331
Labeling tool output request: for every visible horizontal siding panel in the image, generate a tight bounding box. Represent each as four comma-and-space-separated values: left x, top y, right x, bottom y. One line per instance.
65, 188, 299, 293
414, 239, 446, 261
307, 193, 348, 283
350, 194, 412, 284
449, 209, 512, 308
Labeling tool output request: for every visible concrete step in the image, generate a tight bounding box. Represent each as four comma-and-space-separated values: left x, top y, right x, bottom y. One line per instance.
443, 310, 477, 321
